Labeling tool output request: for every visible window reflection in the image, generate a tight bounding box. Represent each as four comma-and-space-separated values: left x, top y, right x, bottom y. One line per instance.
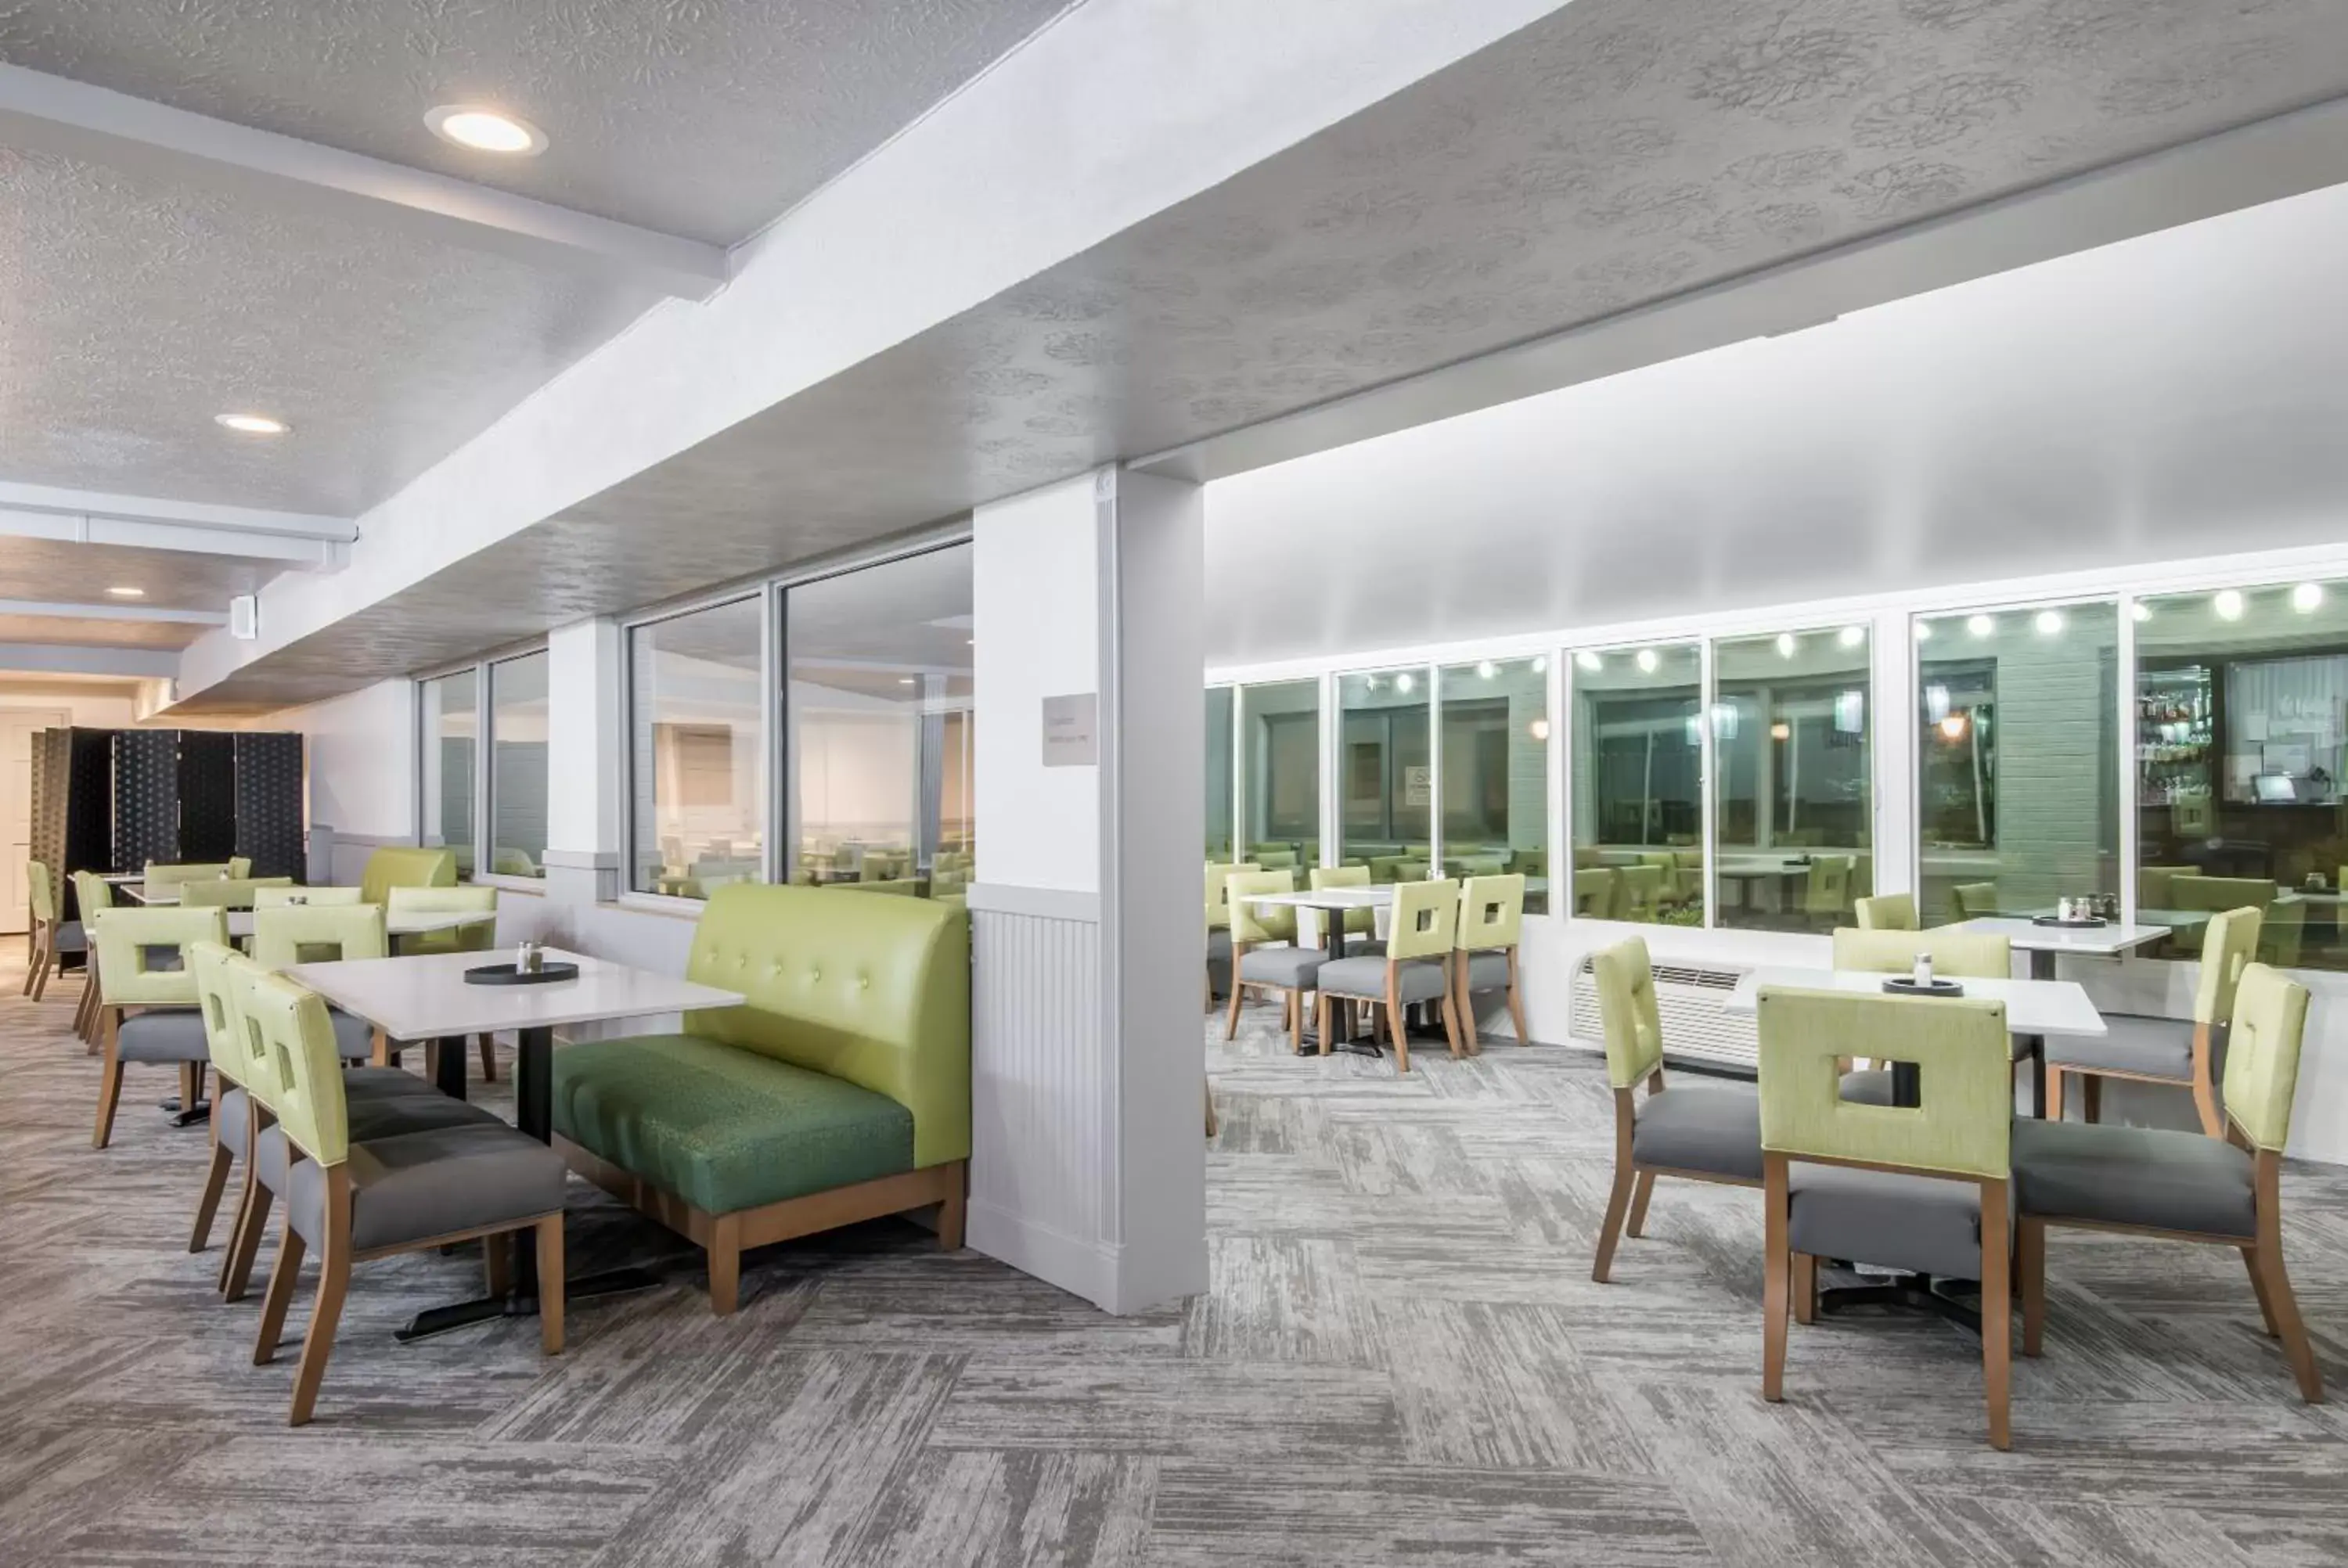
785, 545, 974, 902
2137, 579, 2348, 969
1239, 679, 1319, 872
630, 597, 765, 897
1439, 656, 1550, 912
488, 653, 548, 879
1916, 601, 2118, 923
1205, 686, 1234, 861
420, 668, 476, 877
1339, 669, 1430, 882
1714, 628, 1870, 931
1572, 643, 1702, 925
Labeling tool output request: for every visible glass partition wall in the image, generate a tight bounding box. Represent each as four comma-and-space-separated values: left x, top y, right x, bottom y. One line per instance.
1338, 669, 1431, 880
488, 652, 549, 879
419, 667, 477, 877
628, 595, 767, 896
1571, 642, 1702, 924
1915, 599, 2119, 924
1713, 627, 1871, 931
1238, 679, 1320, 874
1205, 686, 1235, 861
1440, 655, 1550, 911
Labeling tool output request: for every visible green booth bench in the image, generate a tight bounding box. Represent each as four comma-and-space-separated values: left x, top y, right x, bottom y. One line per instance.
550, 883, 971, 1314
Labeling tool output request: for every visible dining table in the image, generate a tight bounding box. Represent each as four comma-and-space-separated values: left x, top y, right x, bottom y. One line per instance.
283, 946, 744, 1341
1247, 887, 1391, 1056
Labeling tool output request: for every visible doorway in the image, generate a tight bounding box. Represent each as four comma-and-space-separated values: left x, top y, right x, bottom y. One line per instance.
2, 709, 70, 936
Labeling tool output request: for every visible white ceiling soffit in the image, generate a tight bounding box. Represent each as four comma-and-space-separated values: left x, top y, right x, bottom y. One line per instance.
1201, 176, 2348, 669
171, 0, 2348, 711
0, 1, 1080, 247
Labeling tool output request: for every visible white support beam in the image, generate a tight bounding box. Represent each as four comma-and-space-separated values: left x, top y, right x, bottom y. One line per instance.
0, 63, 729, 301
0, 480, 354, 541
0, 598, 229, 626
0, 506, 343, 567
0, 642, 179, 678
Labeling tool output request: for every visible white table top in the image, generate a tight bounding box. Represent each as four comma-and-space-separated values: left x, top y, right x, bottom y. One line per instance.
1249, 888, 1392, 911
225, 908, 495, 940
1946, 917, 2170, 958
117, 883, 180, 904
1726, 966, 2106, 1038
284, 947, 744, 1042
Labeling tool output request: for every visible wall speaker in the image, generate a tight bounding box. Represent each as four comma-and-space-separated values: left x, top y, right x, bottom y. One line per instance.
229, 594, 259, 640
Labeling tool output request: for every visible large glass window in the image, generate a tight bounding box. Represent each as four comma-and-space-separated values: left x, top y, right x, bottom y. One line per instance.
1714, 627, 1871, 931
419, 668, 477, 877
488, 652, 549, 879
1239, 679, 1320, 872
1917, 599, 2118, 923
2135, 578, 2348, 970
785, 544, 974, 901
1571, 642, 1702, 925
1205, 686, 1234, 861
1338, 668, 1430, 881
1440, 655, 1550, 912
629, 596, 765, 897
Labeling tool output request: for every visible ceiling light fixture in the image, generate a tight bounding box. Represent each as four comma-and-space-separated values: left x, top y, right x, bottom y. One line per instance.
1770, 721, 1792, 741
1837, 625, 1865, 649
2130, 601, 2152, 623
2293, 582, 2325, 613
1575, 651, 1602, 674
1939, 714, 1969, 741
1528, 717, 1551, 743
1476, 660, 1496, 679
214, 412, 289, 435
1914, 621, 1932, 641
2034, 610, 2065, 636
2214, 588, 2245, 621
1635, 648, 1659, 674
1966, 613, 1995, 638
1395, 671, 1415, 694
1775, 632, 1796, 658
897, 677, 916, 685
106, 585, 146, 599
426, 105, 549, 155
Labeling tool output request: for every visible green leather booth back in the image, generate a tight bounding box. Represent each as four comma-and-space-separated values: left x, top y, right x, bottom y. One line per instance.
359, 846, 459, 905
682, 883, 971, 1169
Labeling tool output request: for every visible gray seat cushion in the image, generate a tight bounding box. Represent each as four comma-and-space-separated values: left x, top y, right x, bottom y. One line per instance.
1316, 954, 1447, 1004
1238, 945, 1325, 988
1206, 928, 1232, 964
1633, 1082, 1763, 1181
328, 1006, 375, 1063
1838, 1068, 1894, 1106
54, 920, 86, 954
288, 1123, 567, 1253
216, 1084, 253, 1149
2011, 1118, 2255, 1238
220, 1069, 442, 1160
344, 1065, 443, 1099
2044, 1013, 2195, 1080
257, 1094, 506, 1190
116, 1008, 211, 1063
1788, 1165, 2001, 1280
1463, 951, 1511, 994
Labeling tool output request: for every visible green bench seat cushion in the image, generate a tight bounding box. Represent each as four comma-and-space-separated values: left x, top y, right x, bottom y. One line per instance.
553, 1034, 915, 1215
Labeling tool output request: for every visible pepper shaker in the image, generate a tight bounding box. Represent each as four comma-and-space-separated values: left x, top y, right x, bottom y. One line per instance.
1912, 951, 1934, 989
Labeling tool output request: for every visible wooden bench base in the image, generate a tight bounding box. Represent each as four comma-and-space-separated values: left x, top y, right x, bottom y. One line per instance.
553, 1136, 967, 1314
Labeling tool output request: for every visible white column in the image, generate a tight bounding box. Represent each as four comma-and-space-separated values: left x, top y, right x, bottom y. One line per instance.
967, 466, 1208, 1314
542, 616, 623, 904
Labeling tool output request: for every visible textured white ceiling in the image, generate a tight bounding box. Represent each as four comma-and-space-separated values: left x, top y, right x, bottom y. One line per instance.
178, 0, 2348, 710
0, 534, 279, 610
0, 610, 200, 648
0, 0, 1078, 245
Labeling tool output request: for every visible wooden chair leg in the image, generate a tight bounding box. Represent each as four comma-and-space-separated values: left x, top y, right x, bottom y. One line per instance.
484, 1232, 513, 1298
1316, 993, 1333, 1057
1763, 1157, 1790, 1404
707, 1214, 743, 1315
1384, 969, 1411, 1074
1793, 1252, 1817, 1325
2241, 1245, 2281, 1336
423, 1041, 441, 1083
2253, 1244, 2325, 1402
253, 1224, 308, 1365
938, 1167, 967, 1250
30, 930, 52, 1000
223, 1181, 274, 1301
1981, 1180, 2012, 1450
477, 1034, 498, 1083
1506, 951, 1529, 1045
536, 1218, 565, 1355
2189, 1073, 2223, 1139
1223, 973, 1246, 1041
1203, 1080, 1219, 1138
91, 1017, 124, 1150
1626, 1170, 1657, 1239
1592, 1156, 1636, 1283
1439, 984, 1465, 1060
189, 1136, 234, 1253
370, 1027, 390, 1068
289, 1231, 351, 1426
19, 928, 34, 995
2081, 1074, 2103, 1126
1455, 962, 1480, 1054
2045, 1067, 2065, 1123
2019, 1217, 2046, 1358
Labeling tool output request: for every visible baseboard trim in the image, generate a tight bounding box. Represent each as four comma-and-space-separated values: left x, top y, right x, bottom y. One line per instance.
967, 1198, 1116, 1309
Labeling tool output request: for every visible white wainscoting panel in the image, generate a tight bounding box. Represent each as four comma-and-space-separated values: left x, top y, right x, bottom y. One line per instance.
967, 884, 1113, 1305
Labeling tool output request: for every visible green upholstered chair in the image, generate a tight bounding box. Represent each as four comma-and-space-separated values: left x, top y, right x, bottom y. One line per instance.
1308, 864, 1381, 945
1224, 867, 1320, 1056
1757, 984, 2016, 1449
1313, 877, 1461, 1072
180, 877, 295, 910
2047, 904, 2259, 1137
1589, 937, 1760, 1283
145, 861, 232, 889
243, 969, 567, 1424
1619, 864, 1666, 922
1574, 865, 1623, 920
2262, 895, 2306, 969
1853, 892, 1917, 932
23, 861, 83, 1003
254, 884, 364, 907
1203, 860, 1258, 1005
385, 884, 500, 1081
1829, 926, 2015, 1105
1251, 848, 1299, 870
358, 845, 459, 906
2170, 874, 2276, 913
2018, 964, 2321, 1403
1950, 881, 2000, 919
552, 883, 970, 1314
90, 905, 229, 1149
2138, 865, 2190, 908
67, 869, 113, 1043
1453, 873, 1528, 1049
1802, 855, 1853, 925
228, 857, 252, 879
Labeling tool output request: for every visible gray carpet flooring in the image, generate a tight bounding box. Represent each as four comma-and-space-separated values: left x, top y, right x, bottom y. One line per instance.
5, 952, 2348, 1566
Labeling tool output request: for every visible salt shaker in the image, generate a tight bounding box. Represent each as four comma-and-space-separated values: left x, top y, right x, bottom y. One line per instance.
1912, 951, 1934, 989
517, 939, 541, 973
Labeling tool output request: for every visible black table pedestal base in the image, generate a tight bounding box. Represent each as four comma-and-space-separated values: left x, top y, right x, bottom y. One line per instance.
158, 1096, 211, 1127
1818, 1271, 1981, 1334
396, 1265, 663, 1343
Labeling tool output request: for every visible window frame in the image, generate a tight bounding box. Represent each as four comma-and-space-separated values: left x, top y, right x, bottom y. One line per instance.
412, 636, 548, 893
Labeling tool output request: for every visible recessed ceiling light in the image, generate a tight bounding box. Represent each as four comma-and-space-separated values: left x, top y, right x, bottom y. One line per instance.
1394, 671, 1415, 694
2034, 610, 2065, 636
1575, 651, 1602, 674
897, 677, 917, 685
426, 105, 548, 156
1966, 613, 1995, 638
214, 412, 289, 435
1770, 721, 1792, 741
1530, 656, 1547, 674
1837, 625, 1865, 649
2213, 588, 2245, 621
1635, 648, 1659, 674
2292, 582, 2325, 613
1939, 714, 1969, 740
1914, 621, 1932, 641
1476, 660, 1496, 679
106, 585, 146, 599
1527, 717, 1551, 743
2130, 601, 2152, 622
1775, 632, 1797, 658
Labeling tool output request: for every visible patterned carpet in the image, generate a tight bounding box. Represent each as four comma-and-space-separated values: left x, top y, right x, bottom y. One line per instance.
5, 950, 2348, 1566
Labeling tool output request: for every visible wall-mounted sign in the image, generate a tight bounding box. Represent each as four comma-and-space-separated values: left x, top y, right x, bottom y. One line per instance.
1042, 692, 1098, 767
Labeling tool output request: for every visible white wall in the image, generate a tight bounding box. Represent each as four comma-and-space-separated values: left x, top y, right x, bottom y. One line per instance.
0, 683, 139, 727
283, 678, 416, 847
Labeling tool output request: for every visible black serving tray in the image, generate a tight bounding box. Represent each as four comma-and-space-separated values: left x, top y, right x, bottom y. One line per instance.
465, 962, 580, 987
1882, 977, 1965, 998
2031, 915, 2109, 930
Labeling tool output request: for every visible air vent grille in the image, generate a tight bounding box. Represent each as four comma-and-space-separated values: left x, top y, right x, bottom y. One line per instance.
1570, 955, 1757, 1070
